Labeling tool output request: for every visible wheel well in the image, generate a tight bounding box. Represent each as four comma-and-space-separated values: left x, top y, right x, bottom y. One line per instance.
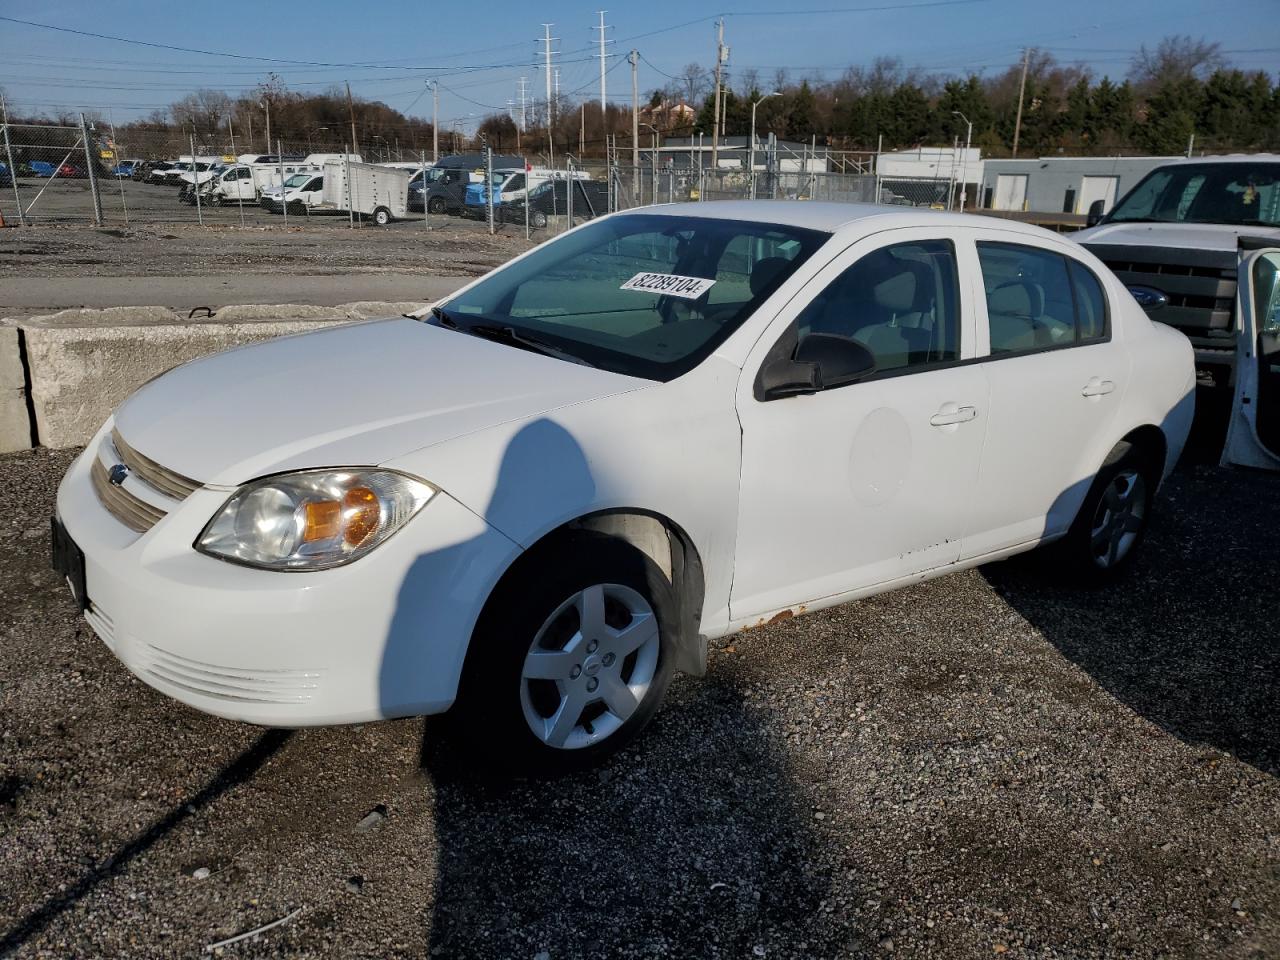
1118, 424, 1168, 479
478, 510, 708, 677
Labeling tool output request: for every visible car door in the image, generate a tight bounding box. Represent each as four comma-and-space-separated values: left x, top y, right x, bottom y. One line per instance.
1223, 244, 1280, 470
731, 228, 989, 623
961, 234, 1129, 559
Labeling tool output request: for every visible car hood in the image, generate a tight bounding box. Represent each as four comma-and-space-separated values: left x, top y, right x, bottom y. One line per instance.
112, 317, 647, 488
1074, 220, 1280, 253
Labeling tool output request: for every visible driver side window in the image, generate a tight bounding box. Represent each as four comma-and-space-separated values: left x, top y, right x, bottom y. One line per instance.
794, 239, 960, 375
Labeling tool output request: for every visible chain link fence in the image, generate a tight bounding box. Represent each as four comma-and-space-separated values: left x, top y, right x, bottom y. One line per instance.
0, 118, 996, 232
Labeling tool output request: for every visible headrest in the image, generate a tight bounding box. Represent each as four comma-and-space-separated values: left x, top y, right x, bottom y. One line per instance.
988, 280, 1044, 318
749, 257, 792, 298
872, 270, 917, 313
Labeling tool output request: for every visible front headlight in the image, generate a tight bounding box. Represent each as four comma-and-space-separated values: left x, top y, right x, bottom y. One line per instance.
196, 469, 435, 571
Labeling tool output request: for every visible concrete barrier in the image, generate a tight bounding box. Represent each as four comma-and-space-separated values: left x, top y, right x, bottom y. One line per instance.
1, 301, 428, 452
0, 327, 30, 452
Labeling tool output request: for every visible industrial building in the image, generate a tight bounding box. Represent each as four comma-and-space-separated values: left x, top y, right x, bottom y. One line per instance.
980, 155, 1178, 215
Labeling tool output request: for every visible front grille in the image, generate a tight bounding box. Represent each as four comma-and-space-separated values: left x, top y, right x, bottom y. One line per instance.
1082, 241, 1237, 343
1099, 258, 1229, 280
92, 429, 204, 534
140, 644, 322, 704
91, 458, 166, 532
110, 429, 200, 500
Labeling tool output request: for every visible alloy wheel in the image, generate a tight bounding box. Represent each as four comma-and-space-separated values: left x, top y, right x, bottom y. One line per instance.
519, 583, 661, 750
1090, 468, 1147, 568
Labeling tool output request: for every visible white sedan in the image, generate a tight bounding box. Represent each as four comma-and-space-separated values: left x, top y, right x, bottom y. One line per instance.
53, 202, 1195, 771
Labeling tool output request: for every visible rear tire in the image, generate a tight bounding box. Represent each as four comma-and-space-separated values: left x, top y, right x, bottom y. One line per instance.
451, 531, 678, 775
373, 206, 391, 226
1055, 441, 1159, 584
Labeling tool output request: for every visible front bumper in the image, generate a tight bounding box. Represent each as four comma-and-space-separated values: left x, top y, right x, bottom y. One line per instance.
55, 424, 521, 726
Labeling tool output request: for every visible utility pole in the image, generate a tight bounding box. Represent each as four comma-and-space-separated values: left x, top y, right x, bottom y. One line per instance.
517, 76, 529, 134
430, 80, 439, 162
542, 25, 558, 165
711, 18, 725, 169
346, 81, 359, 159
952, 110, 973, 210
596, 11, 613, 123
1011, 47, 1030, 159
263, 97, 271, 154
629, 50, 639, 178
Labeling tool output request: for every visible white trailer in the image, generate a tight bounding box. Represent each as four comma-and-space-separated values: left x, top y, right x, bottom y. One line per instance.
320, 160, 410, 225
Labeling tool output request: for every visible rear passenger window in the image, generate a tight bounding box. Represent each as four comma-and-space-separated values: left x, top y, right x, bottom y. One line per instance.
795, 239, 960, 375
978, 242, 1110, 355
1068, 260, 1109, 341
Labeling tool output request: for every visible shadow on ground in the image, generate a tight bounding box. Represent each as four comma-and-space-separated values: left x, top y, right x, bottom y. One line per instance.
0, 730, 293, 955
418, 677, 865, 958
983, 444, 1280, 777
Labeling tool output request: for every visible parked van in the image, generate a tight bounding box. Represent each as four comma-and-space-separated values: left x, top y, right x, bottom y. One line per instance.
501, 178, 610, 228
260, 172, 326, 214
408, 153, 524, 214
209, 154, 360, 205
463, 167, 591, 219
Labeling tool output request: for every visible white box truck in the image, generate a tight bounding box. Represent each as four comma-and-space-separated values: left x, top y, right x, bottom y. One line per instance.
320, 159, 410, 225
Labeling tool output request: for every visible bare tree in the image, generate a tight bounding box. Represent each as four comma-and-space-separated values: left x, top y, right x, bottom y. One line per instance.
1130, 35, 1225, 89
681, 63, 710, 105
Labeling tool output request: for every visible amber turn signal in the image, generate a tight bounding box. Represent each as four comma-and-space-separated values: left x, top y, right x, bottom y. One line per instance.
302, 500, 342, 543
343, 487, 381, 547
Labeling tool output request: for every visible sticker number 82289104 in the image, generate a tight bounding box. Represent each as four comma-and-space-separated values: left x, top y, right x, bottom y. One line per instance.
620, 272, 716, 300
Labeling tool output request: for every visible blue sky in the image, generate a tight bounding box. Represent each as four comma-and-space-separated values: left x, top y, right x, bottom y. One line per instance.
0, 0, 1276, 130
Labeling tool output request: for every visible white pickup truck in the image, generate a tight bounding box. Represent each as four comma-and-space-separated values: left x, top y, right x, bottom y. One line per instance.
1074, 155, 1280, 377
1074, 154, 1280, 469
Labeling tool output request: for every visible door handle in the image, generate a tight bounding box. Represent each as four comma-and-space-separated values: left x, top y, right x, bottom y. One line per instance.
1082, 377, 1116, 397
930, 404, 978, 427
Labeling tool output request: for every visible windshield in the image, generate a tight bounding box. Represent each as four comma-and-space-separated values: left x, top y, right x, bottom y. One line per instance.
284, 173, 311, 187
1106, 162, 1280, 227
437, 213, 828, 380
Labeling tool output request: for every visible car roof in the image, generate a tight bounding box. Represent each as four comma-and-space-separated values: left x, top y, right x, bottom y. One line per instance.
633, 200, 1065, 241
1153, 153, 1280, 166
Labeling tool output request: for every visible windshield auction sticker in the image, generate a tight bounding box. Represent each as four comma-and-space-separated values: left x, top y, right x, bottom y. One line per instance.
621, 273, 716, 300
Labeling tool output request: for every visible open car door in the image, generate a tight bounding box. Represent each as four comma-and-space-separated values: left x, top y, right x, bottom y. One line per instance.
1223, 240, 1280, 470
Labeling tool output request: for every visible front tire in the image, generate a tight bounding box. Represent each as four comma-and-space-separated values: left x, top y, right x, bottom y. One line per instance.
373, 206, 391, 226
428, 197, 446, 215
531, 210, 548, 229
1057, 441, 1158, 583
453, 532, 677, 774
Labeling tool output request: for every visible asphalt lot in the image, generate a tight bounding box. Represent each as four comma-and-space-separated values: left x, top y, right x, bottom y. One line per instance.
1, 420, 1278, 958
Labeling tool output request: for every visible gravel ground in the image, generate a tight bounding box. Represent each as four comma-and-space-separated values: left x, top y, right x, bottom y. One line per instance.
0, 214, 531, 281
1, 438, 1278, 959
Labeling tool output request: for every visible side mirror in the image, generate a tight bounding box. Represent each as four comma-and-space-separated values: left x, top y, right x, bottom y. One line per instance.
1086, 199, 1105, 227
759, 355, 821, 399
760, 334, 877, 399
